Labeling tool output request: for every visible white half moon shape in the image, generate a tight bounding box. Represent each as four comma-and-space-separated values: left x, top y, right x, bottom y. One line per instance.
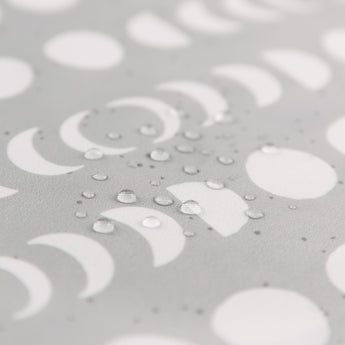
105, 334, 197, 345
212, 287, 330, 345
107, 97, 180, 143
167, 182, 248, 237
327, 116, 345, 155
28, 233, 114, 298
326, 243, 345, 294
176, 0, 241, 34
0, 257, 52, 320
246, 147, 337, 199
127, 11, 190, 49
101, 207, 185, 267
322, 28, 345, 64
262, 49, 331, 90
0, 57, 34, 99
222, 0, 282, 22
60, 111, 136, 155
0, 185, 18, 199
6, 0, 79, 13
7, 128, 83, 176
261, 0, 317, 13
212, 64, 282, 107
44, 30, 124, 70
157, 80, 228, 127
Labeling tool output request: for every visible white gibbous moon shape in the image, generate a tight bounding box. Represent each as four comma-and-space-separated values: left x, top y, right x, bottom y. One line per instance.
212, 64, 282, 107
101, 207, 185, 267
176, 0, 240, 35
44, 30, 124, 70
327, 116, 345, 155
157, 80, 228, 127
60, 111, 136, 155
0, 185, 18, 199
167, 182, 248, 237
0, 57, 34, 99
322, 28, 345, 64
262, 49, 331, 90
326, 243, 345, 294
7, 128, 83, 176
127, 11, 190, 49
6, 0, 79, 13
222, 0, 282, 22
246, 147, 337, 199
0, 257, 52, 320
104, 334, 197, 345
28, 233, 114, 298
261, 0, 317, 13
107, 97, 180, 143
212, 287, 330, 345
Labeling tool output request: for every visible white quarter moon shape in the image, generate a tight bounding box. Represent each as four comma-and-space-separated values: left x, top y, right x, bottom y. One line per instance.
262, 49, 331, 90
104, 334, 198, 345
167, 182, 248, 237
327, 116, 345, 155
0, 257, 52, 320
246, 147, 337, 199
60, 111, 136, 155
6, 0, 79, 13
326, 243, 345, 295
322, 28, 345, 64
157, 80, 228, 127
0, 185, 18, 199
212, 64, 282, 107
261, 0, 317, 13
44, 30, 124, 70
107, 97, 180, 143
7, 128, 83, 176
0, 57, 34, 99
101, 207, 186, 267
176, 0, 240, 34
212, 287, 330, 345
127, 11, 190, 49
28, 233, 114, 298
222, 0, 282, 22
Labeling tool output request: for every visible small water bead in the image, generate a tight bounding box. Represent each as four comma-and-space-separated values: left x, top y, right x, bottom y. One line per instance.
180, 200, 202, 215
215, 109, 237, 124
175, 144, 195, 153
92, 173, 108, 181
261, 143, 278, 154
149, 148, 171, 162
139, 124, 157, 136
183, 130, 202, 141
244, 194, 256, 201
106, 132, 122, 140
245, 209, 265, 220
150, 180, 161, 187
183, 230, 196, 238
205, 179, 224, 190
289, 205, 298, 210
142, 216, 161, 229
183, 165, 200, 175
116, 189, 137, 204
153, 195, 174, 206
92, 219, 115, 234
81, 191, 96, 199
75, 210, 87, 218
84, 148, 103, 160
217, 156, 234, 165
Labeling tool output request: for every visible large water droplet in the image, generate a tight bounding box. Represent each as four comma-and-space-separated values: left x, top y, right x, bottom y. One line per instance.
142, 216, 161, 229
92, 173, 108, 181
180, 200, 202, 215
116, 189, 137, 204
205, 179, 224, 190
92, 219, 115, 234
84, 148, 103, 160
217, 156, 234, 165
153, 195, 174, 206
81, 191, 96, 199
245, 209, 265, 220
149, 148, 171, 162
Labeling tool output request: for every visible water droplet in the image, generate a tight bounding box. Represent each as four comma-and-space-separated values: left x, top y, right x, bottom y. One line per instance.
75, 209, 87, 218
217, 156, 234, 165
81, 191, 96, 199
150, 180, 161, 187
205, 179, 224, 190
92, 173, 108, 181
106, 132, 122, 140
139, 124, 157, 136
289, 205, 297, 210
183, 165, 200, 175
244, 194, 256, 201
142, 216, 161, 228
84, 148, 103, 160
153, 195, 174, 206
116, 189, 137, 204
183, 230, 196, 238
215, 109, 236, 124
175, 144, 195, 153
261, 143, 278, 154
149, 148, 171, 162
245, 209, 265, 220
92, 219, 115, 234
180, 200, 202, 215
183, 130, 202, 141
